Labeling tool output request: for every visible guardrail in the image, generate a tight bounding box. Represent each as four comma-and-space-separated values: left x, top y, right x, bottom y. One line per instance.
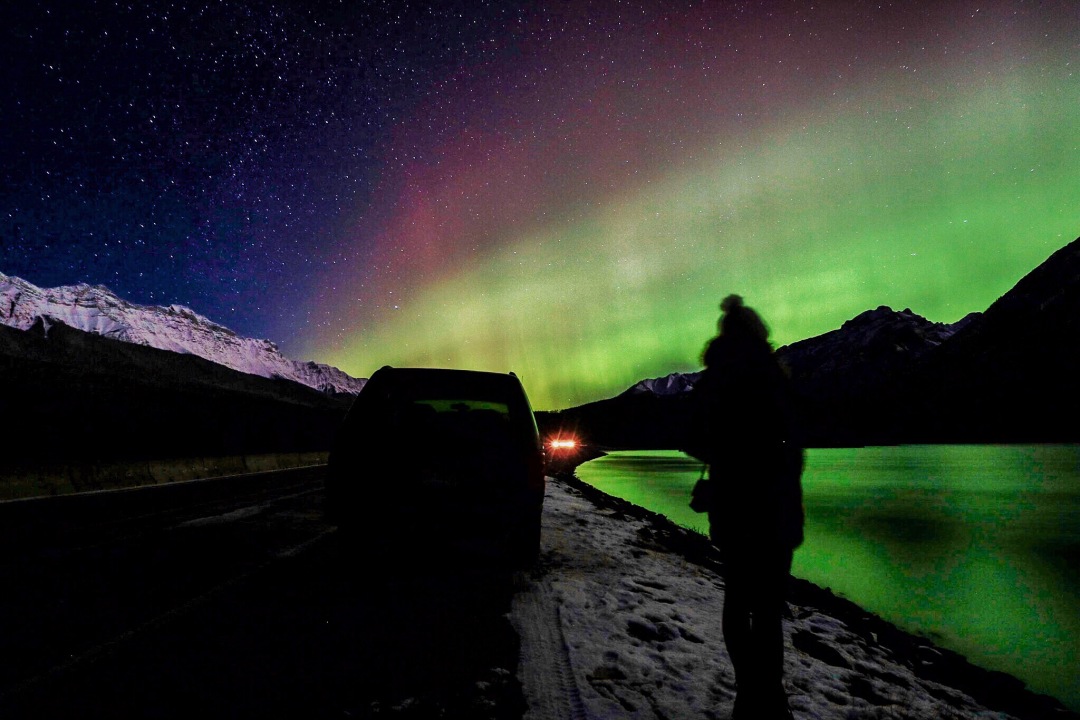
0, 452, 329, 502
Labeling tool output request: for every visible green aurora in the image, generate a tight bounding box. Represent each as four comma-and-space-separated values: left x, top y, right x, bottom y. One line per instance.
311, 8, 1079, 410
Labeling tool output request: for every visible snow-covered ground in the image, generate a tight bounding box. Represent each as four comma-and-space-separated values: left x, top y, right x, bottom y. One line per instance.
512, 477, 1071, 720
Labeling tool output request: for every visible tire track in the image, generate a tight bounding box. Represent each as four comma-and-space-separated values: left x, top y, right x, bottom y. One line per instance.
512, 578, 589, 720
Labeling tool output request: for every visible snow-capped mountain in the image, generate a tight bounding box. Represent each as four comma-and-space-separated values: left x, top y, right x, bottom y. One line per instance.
0, 271, 366, 395
619, 307, 975, 402
621, 371, 701, 397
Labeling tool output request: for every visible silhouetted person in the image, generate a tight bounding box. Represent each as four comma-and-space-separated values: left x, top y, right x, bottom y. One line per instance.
687, 294, 804, 720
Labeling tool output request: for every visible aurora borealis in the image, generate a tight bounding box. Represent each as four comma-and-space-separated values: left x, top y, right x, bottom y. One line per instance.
4, 1, 1078, 409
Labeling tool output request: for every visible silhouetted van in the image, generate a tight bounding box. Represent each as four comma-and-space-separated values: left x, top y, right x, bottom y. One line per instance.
327, 366, 546, 567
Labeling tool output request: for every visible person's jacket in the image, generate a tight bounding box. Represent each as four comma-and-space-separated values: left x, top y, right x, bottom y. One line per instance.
686, 334, 804, 553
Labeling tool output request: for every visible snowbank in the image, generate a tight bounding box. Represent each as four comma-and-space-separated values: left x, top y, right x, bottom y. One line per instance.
512, 477, 1076, 720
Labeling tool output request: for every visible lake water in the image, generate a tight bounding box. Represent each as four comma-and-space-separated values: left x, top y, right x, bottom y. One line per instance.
575, 445, 1080, 711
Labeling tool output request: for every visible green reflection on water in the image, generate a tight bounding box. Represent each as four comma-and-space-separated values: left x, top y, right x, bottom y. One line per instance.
575, 445, 1080, 711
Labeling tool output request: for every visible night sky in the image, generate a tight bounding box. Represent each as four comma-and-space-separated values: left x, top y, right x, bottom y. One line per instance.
3, 1, 1077, 409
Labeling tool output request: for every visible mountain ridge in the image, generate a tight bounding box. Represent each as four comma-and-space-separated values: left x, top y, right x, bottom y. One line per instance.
0, 271, 365, 395
539, 235, 1080, 447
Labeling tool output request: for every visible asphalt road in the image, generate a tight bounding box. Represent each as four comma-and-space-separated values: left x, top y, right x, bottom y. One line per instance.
0, 467, 523, 719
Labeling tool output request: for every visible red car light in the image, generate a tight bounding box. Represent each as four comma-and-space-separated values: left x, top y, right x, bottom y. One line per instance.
548, 437, 578, 451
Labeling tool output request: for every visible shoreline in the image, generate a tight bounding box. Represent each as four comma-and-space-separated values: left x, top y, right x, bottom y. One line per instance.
548, 466, 1078, 719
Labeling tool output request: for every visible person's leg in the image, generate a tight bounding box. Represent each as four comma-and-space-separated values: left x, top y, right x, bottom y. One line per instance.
723, 561, 759, 718
722, 573, 751, 681
747, 550, 794, 718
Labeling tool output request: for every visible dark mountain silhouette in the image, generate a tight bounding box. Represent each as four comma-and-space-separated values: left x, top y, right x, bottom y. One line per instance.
777, 307, 977, 445
897, 237, 1080, 443
0, 319, 352, 469
780, 306, 975, 400
539, 236, 1080, 448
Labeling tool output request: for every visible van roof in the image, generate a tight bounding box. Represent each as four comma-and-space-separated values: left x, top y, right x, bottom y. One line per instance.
368, 366, 525, 396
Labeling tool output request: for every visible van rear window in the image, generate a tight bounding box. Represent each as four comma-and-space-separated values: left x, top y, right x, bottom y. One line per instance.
413, 399, 510, 415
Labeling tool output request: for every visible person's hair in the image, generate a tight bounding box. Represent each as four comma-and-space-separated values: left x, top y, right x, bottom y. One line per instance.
718, 294, 769, 343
